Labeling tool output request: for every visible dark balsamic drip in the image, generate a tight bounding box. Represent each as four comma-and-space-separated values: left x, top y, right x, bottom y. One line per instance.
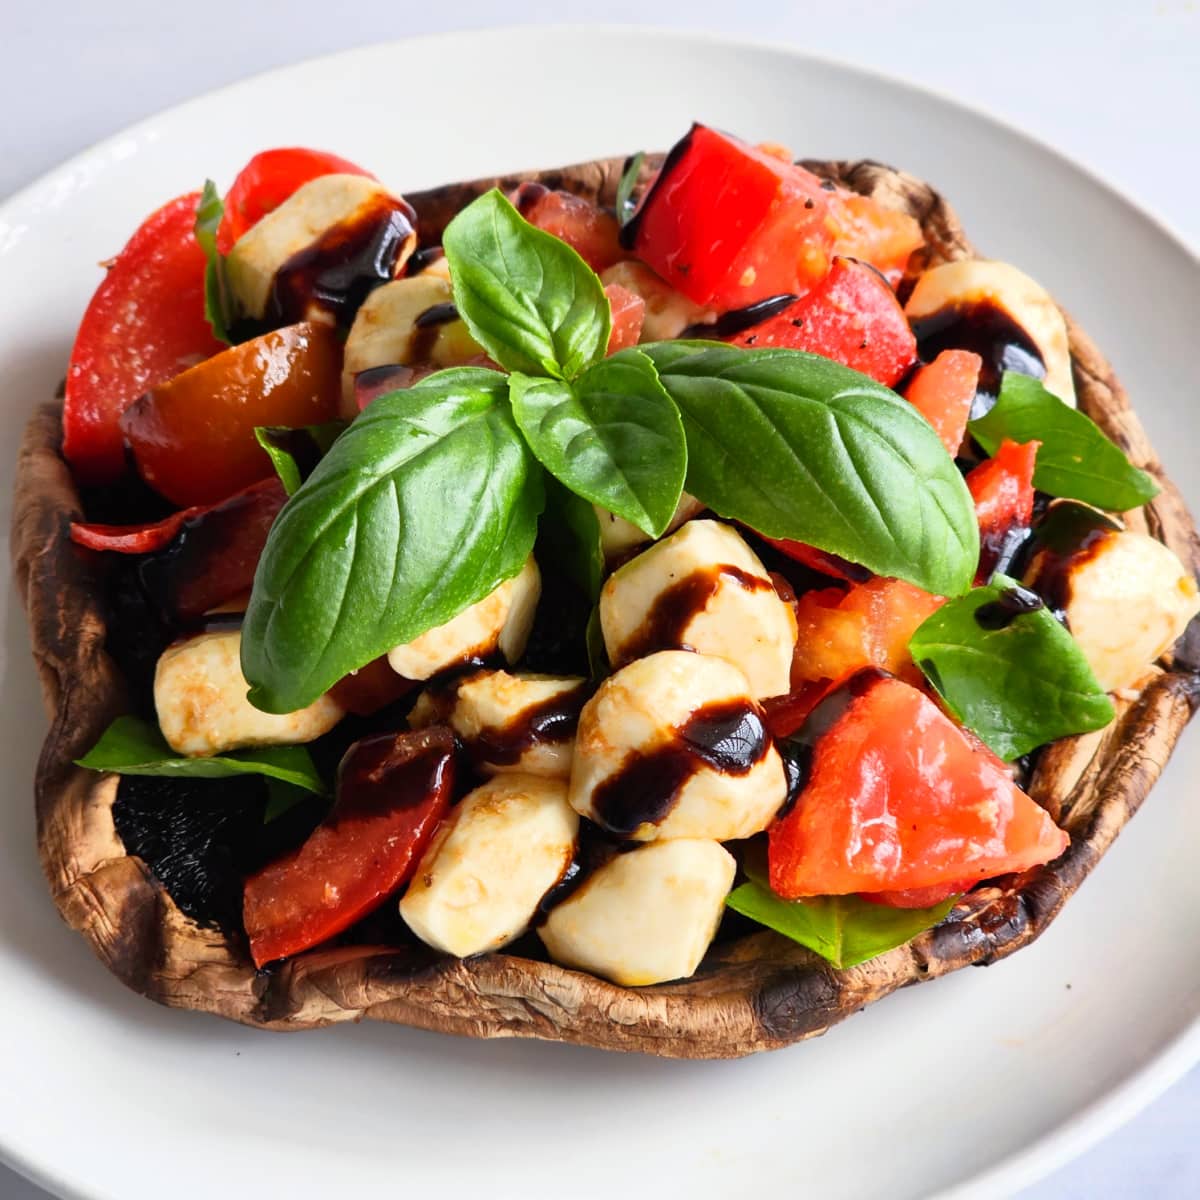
911, 300, 1046, 419
414, 301, 460, 329
974, 584, 1045, 630
468, 682, 588, 767
533, 821, 630, 924
268, 194, 417, 328
618, 123, 697, 250
989, 523, 1037, 581
680, 293, 799, 341
404, 245, 444, 277
335, 726, 457, 815
590, 699, 769, 836
774, 668, 889, 817
509, 181, 550, 216
1027, 502, 1122, 625
616, 564, 774, 665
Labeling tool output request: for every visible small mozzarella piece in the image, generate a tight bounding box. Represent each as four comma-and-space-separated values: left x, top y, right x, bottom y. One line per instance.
154, 629, 344, 756
409, 670, 587, 778
399, 773, 578, 957
599, 261, 715, 341
600, 519, 796, 698
226, 174, 413, 320
1026, 529, 1200, 692
595, 492, 707, 563
341, 275, 482, 405
387, 557, 541, 681
538, 839, 735, 986
569, 650, 787, 841
905, 259, 1076, 406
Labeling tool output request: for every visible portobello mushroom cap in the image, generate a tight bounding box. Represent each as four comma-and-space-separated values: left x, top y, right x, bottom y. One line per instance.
12, 155, 1200, 1059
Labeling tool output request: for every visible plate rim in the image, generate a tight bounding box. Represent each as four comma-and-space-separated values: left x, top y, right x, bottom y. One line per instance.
1, 23, 1197, 1200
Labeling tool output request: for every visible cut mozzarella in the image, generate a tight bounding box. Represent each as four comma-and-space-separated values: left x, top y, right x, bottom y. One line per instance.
154, 629, 344, 756
538, 839, 735, 986
599, 261, 714, 341
399, 773, 578, 957
409, 670, 587, 778
387, 557, 541, 681
904, 259, 1076, 406
599, 519, 796, 698
595, 493, 707, 564
569, 650, 787, 841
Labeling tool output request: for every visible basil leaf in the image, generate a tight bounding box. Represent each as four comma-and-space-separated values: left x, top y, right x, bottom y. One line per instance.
262, 776, 311, 823
242, 367, 544, 712
969, 373, 1159, 511
195, 180, 234, 345
255, 421, 348, 496
908, 573, 1115, 759
616, 151, 645, 226
539, 475, 605, 600
442, 189, 610, 380
510, 349, 686, 537
77, 715, 326, 793
639, 342, 979, 596
727, 880, 956, 969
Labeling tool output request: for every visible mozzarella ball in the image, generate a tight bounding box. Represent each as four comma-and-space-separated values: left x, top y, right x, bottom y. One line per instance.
595, 492, 707, 563
569, 650, 786, 841
341, 274, 482, 405
154, 629, 344, 756
226, 174, 414, 320
387, 557, 541, 681
599, 260, 715, 341
399, 774, 578, 957
409, 670, 587, 778
1025, 529, 1200, 692
600, 519, 796, 698
904, 259, 1076, 406
538, 839, 735, 986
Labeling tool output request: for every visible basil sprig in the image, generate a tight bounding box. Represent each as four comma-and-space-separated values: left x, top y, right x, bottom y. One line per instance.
242, 369, 543, 712
539, 475, 605, 601
195, 180, 235, 345
255, 421, 348, 496
970, 373, 1159, 511
78, 715, 326, 793
909, 573, 1115, 760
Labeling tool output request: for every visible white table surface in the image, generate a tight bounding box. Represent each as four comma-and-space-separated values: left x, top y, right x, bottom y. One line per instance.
2, 3, 1196, 1196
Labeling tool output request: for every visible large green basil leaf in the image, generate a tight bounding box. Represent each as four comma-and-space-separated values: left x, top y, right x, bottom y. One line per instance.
969, 373, 1159, 511
255, 421, 348, 496
195, 180, 235, 345
442, 189, 610, 380
908, 573, 1115, 759
727, 880, 957, 969
77, 715, 326, 793
241, 368, 544, 712
510, 349, 686, 537
539, 475, 605, 601
638, 342, 979, 595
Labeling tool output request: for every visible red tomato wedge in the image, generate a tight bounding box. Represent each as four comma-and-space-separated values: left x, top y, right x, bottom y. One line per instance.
71, 508, 196, 555
63, 192, 224, 485
215, 147, 373, 254
726, 257, 917, 386
904, 349, 982, 455
329, 656, 418, 717
967, 438, 1040, 582
824, 189, 924, 284
861, 881, 970, 909
244, 727, 457, 968
513, 184, 625, 273
762, 536, 869, 583
768, 671, 1069, 898
629, 123, 833, 309
605, 282, 646, 353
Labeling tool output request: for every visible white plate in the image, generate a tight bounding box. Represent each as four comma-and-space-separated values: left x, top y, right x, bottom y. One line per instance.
1, 27, 1198, 1200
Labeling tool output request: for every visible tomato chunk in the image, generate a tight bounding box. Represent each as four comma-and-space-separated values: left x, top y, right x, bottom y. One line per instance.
329, 656, 418, 717
243, 727, 457, 967
216, 147, 373, 254
904, 349, 982, 455
64, 192, 224, 484
861, 881, 969, 909
824, 189, 924, 285
768, 671, 1069, 898
513, 184, 625, 273
967, 438, 1040, 582
762, 537, 869, 583
120, 321, 342, 506
727, 257, 916, 386
790, 576, 945, 686
605, 282, 646, 353
629, 123, 833, 309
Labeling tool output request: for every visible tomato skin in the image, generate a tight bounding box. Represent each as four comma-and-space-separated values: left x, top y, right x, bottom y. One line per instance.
860, 881, 969, 908
216, 147, 373, 254
762, 537, 868, 583
329, 656, 418, 717
120, 321, 342, 506
71, 508, 196, 555
630, 124, 833, 309
244, 727, 457, 968
64, 192, 224, 485
768, 671, 1069, 898
967, 438, 1040, 582
727, 257, 917, 386
515, 185, 625, 273
904, 349, 982, 455
824, 189, 924, 285
605, 283, 646, 353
